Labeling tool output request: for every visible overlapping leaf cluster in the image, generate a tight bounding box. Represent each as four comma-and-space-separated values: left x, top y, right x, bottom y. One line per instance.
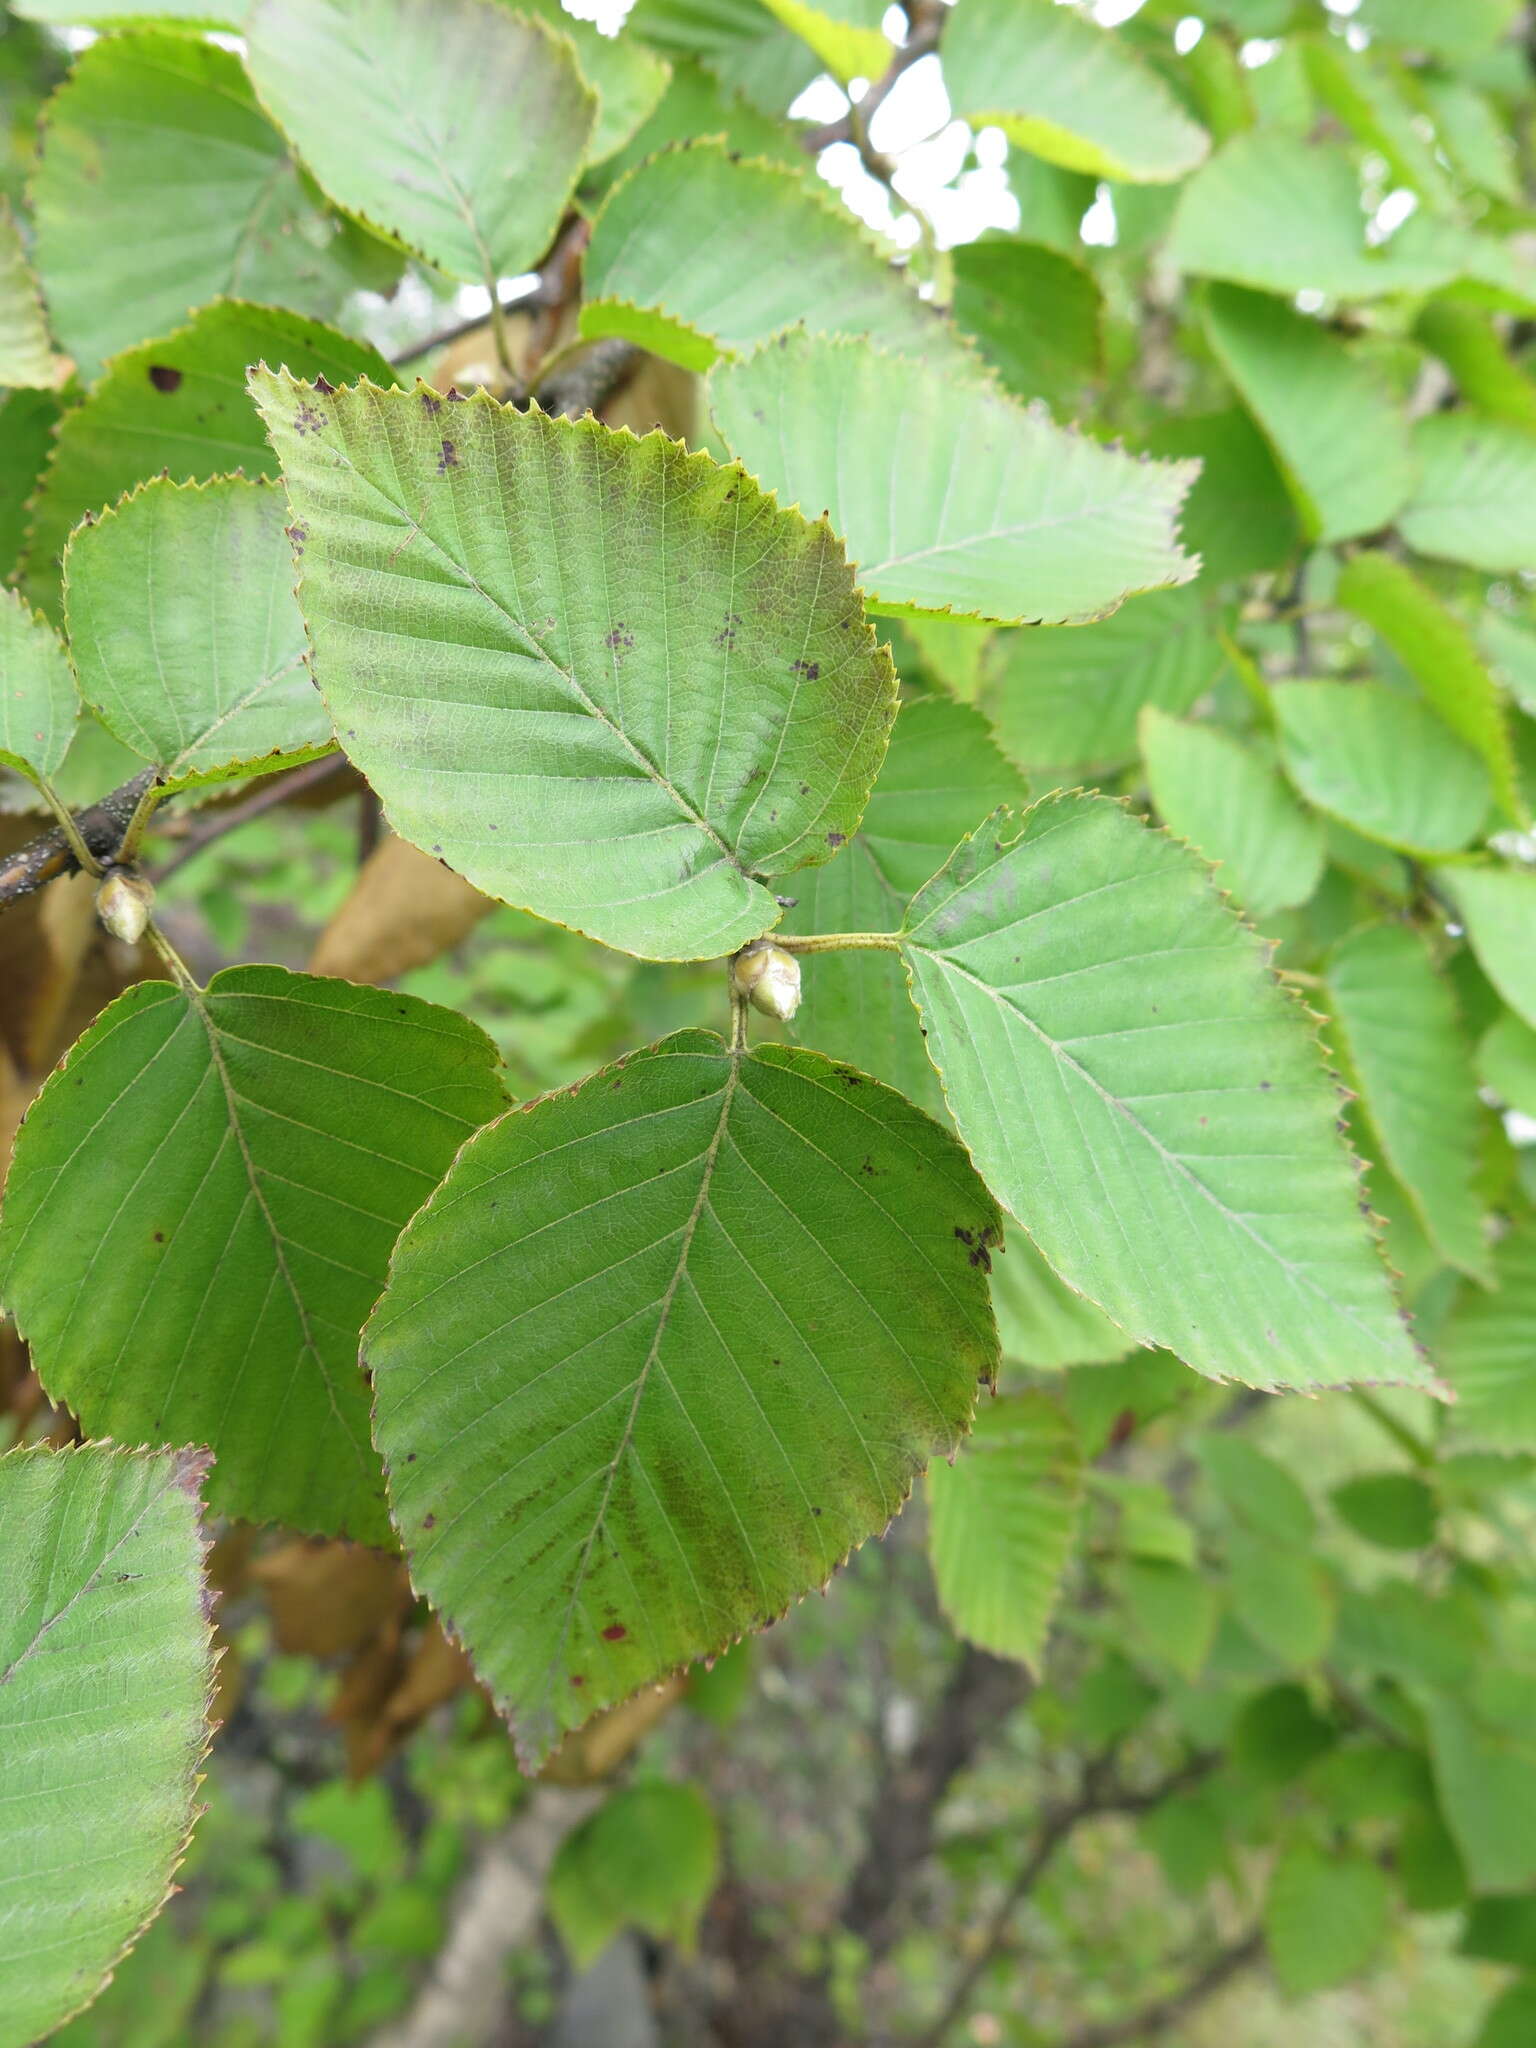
3, 0, 1536, 2031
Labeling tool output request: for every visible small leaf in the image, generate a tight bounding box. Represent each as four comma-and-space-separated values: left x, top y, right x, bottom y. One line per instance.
1423, 1690, 1536, 1892
927, 1391, 1083, 1668
785, 696, 1026, 1118
1336, 551, 1525, 826
31, 33, 367, 380
949, 237, 1104, 409
1440, 1214, 1536, 1454
1140, 706, 1325, 918
710, 330, 1200, 624
22, 300, 395, 621
1434, 863, 1536, 1031
1331, 1472, 1438, 1550
1274, 682, 1491, 857
942, 0, 1208, 183
1113, 1557, 1220, 1680
1198, 1434, 1315, 1545
1478, 1010, 1536, 1117
1264, 1843, 1391, 1997
64, 476, 331, 792
897, 794, 1434, 1392
0, 1444, 214, 2045
1397, 413, 1536, 571
1231, 1533, 1335, 1664
581, 141, 953, 372
0, 586, 78, 787
253, 372, 895, 962
0, 198, 67, 389
1200, 283, 1414, 543
1324, 924, 1489, 1281
0, 967, 505, 1541
984, 587, 1224, 774
367, 1031, 1000, 1767
246, 0, 595, 288
1476, 1985, 1536, 2048
548, 1784, 718, 1969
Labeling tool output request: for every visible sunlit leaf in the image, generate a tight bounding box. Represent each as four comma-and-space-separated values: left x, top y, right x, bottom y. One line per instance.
367, 1030, 1000, 1766
0, 967, 505, 1540
0, 1444, 213, 2047
897, 793, 1434, 1392
710, 330, 1200, 623
253, 371, 895, 962
1433, 863, 1536, 1031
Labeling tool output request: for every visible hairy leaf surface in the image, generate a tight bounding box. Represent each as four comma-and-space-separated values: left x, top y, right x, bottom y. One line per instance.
897, 794, 1433, 1392
582, 142, 949, 371
0, 967, 504, 1540
254, 373, 895, 960
0, 1444, 213, 2048
710, 332, 1199, 624
64, 477, 331, 792
246, 0, 595, 287
942, 0, 1208, 182
367, 1031, 1000, 1766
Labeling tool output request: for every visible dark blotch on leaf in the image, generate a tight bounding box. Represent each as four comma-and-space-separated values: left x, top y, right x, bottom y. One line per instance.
826, 831, 845, 848
313, 374, 336, 395
602, 1623, 627, 1641
146, 364, 182, 393
436, 439, 459, 473
791, 659, 820, 681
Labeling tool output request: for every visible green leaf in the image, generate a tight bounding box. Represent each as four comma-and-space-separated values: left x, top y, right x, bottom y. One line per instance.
1331, 1471, 1438, 1550
1434, 863, 1536, 1031
581, 141, 950, 373
1200, 284, 1414, 544
0, 586, 78, 787
1483, 611, 1536, 718
1324, 925, 1489, 1280
1197, 1434, 1314, 1544
515, 0, 670, 165
709, 331, 1200, 624
1354, 0, 1518, 64
63, 477, 331, 793
1416, 300, 1536, 432
624, 0, 819, 113
983, 587, 1223, 775
896, 793, 1433, 1393
991, 1231, 1130, 1370
1231, 1533, 1335, 1664
0, 387, 61, 585
1397, 414, 1536, 572
1141, 406, 1302, 585
1168, 132, 1455, 298
1139, 706, 1325, 918
0, 197, 65, 389
253, 372, 895, 963
1103, 1474, 1198, 1566
366, 1030, 1000, 1766
757, 0, 887, 79
31, 33, 364, 381
942, 0, 1208, 183
927, 1391, 1083, 1668
1336, 552, 1525, 826
1476, 1985, 1536, 2048
22, 302, 395, 622
784, 696, 1027, 1119
0, 1444, 213, 2046
1263, 1843, 1391, 1997
590, 56, 808, 196
949, 237, 1103, 410
1478, 1010, 1536, 1117
246, 0, 595, 288
1114, 1557, 1220, 1680
1273, 682, 1491, 857
13, 0, 240, 18
0, 966, 505, 1541
548, 1784, 718, 1969
1423, 1690, 1536, 1892
1440, 1214, 1536, 1454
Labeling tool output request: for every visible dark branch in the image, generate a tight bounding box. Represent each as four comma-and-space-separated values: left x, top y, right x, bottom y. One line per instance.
799, 0, 945, 176
534, 337, 641, 420
0, 769, 155, 909
1058, 1929, 1265, 2048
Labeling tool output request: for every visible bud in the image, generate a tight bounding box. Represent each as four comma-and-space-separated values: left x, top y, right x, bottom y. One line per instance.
730, 942, 802, 1022
95, 867, 155, 945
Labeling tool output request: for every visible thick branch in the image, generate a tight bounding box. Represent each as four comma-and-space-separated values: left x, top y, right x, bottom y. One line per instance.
1058, 1929, 1264, 2048
0, 769, 155, 909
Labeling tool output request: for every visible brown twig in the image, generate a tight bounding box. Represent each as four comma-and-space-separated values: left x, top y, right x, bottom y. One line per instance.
800, 0, 945, 178
149, 754, 351, 887
913, 1751, 1222, 2048
1058, 1929, 1265, 2048
0, 769, 156, 909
